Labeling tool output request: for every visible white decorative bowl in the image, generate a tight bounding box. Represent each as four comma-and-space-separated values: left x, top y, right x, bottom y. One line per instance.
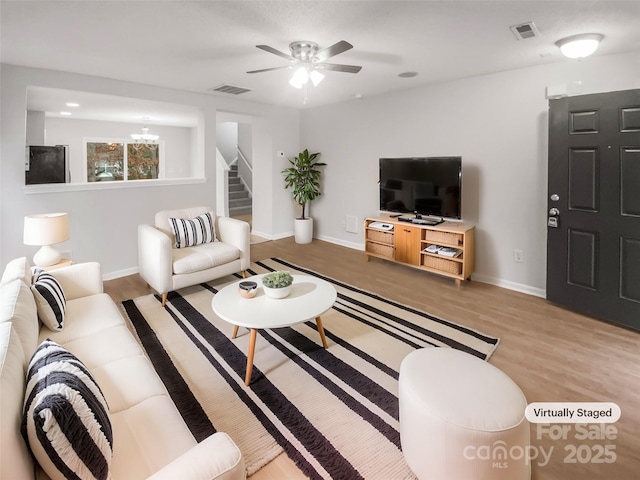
262, 284, 292, 299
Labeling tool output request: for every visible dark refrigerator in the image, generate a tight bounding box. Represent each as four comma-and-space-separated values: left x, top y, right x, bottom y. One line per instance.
25, 145, 69, 185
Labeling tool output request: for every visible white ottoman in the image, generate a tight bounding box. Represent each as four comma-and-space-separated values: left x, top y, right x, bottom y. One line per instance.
399, 348, 530, 480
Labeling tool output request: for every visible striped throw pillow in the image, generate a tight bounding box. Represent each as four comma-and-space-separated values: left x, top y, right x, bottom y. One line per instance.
169, 211, 216, 248
22, 340, 112, 480
31, 269, 66, 331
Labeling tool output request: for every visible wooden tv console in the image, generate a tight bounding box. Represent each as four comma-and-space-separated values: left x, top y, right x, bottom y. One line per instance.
364, 215, 475, 285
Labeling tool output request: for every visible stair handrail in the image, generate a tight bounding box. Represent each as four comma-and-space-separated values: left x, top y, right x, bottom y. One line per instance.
236, 145, 253, 173
215, 147, 230, 217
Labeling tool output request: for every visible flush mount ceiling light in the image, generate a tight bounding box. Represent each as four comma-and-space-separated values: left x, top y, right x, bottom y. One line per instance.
555, 33, 604, 59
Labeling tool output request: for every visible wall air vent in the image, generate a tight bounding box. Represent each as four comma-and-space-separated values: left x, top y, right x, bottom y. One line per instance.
210, 84, 253, 95
510, 22, 540, 40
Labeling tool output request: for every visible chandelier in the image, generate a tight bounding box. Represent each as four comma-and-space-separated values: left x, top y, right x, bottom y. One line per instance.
131, 119, 159, 144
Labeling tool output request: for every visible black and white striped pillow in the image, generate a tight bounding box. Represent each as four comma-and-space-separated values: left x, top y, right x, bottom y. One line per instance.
31, 269, 66, 331
22, 340, 112, 480
169, 211, 216, 248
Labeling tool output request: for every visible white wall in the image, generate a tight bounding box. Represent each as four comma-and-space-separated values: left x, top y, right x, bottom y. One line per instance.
1, 64, 300, 277
301, 52, 640, 295
216, 122, 237, 164
44, 117, 194, 180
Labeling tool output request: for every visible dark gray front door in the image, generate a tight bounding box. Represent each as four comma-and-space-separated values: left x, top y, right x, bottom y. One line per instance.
547, 89, 640, 330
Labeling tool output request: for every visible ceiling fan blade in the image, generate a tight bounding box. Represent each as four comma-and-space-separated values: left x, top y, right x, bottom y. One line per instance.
315, 40, 353, 62
320, 63, 362, 74
256, 44, 294, 61
247, 66, 291, 74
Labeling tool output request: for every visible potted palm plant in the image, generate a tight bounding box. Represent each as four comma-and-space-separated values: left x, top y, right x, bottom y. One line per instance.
282, 149, 326, 244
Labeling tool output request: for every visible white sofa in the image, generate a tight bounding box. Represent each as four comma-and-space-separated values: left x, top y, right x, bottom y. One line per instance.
0, 257, 245, 480
138, 207, 250, 306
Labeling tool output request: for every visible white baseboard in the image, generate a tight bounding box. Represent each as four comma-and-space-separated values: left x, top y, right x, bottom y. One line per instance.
251, 229, 292, 241
103, 266, 139, 281
471, 272, 546, 298
315, 234, 364, 251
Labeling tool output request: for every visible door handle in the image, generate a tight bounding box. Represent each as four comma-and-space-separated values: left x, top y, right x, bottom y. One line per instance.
549, 207, 560, 216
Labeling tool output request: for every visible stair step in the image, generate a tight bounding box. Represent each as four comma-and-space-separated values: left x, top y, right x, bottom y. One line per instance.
229, 205, 252, 216
230, 191, 249, 200
227, 164, 250, 215
230, 198, 252, 208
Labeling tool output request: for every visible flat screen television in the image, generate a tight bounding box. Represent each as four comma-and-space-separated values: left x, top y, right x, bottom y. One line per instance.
379, 156, 462, 220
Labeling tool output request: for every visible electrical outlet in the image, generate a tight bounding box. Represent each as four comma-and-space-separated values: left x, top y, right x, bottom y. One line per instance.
513, 249, 524, 263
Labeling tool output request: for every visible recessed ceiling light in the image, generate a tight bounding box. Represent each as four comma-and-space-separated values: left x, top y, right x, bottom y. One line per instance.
60, 111, 72, 116
353, 93, 363, 100
398, 72, 418, 78
66, 102, 80, 107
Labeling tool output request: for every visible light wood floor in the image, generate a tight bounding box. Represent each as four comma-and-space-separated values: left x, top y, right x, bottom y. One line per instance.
104, 238, 640, 480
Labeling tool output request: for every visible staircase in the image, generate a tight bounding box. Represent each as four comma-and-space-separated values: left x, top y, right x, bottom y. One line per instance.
228, 164, 252, 216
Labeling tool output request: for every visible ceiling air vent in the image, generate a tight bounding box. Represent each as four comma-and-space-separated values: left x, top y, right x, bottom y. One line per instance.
510, 21, 540, 40
210, 84, 252, 95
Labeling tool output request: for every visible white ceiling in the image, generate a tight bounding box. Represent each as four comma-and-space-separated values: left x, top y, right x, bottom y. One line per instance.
26, 86, 201, 127
2, 0, 640, 117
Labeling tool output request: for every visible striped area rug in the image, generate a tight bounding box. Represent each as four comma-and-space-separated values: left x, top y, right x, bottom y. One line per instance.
121, 258, 499, 479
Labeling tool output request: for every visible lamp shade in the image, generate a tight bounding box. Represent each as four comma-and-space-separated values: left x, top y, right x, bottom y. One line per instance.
24, 213, 69, 246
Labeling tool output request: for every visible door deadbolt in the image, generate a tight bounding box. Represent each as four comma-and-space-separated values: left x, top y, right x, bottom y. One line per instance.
550, 194, 559, 202
548, 207, 560, 228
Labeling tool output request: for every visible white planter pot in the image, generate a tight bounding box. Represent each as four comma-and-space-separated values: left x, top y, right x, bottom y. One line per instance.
294, 217, 313, 244
262, 284, 292, 299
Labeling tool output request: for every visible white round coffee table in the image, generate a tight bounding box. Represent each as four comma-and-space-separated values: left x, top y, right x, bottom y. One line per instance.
211, 274, 337, 385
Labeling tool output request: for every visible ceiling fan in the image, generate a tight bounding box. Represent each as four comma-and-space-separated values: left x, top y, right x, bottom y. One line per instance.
247, 40, 362, 86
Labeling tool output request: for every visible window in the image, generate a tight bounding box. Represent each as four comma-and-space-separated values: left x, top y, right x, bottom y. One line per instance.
85, 139, 161, 182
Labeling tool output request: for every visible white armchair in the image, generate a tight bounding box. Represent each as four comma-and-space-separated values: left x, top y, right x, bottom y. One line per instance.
138, 206, 250, 306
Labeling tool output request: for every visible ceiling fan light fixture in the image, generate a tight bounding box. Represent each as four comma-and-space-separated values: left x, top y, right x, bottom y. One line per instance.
289, 66, 309, 89
309, 70, 325, 87
555, 33, 603, 59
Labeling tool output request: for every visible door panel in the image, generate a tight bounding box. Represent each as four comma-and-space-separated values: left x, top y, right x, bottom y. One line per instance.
620, 237, 640, 303
621, 148, 640, 216
569, 109, 599, 134
567, 229, 598, 290
568, 148, 599, 211
620, 107, 640, 132
547, 89, 640, 330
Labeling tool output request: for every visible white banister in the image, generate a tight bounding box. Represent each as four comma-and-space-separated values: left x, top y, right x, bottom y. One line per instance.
236, 145, 252, 173
216, 147, 230, 217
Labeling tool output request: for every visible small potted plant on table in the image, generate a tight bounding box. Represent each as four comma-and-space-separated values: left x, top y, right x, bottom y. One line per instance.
261, 271, 294, 299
